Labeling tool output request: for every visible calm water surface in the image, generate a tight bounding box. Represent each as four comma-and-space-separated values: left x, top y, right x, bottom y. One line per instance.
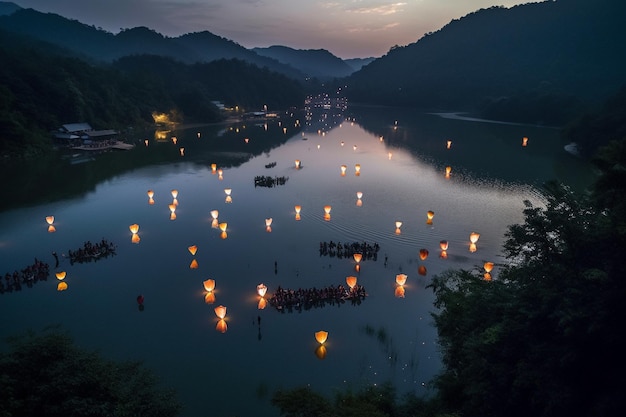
0, 106, 595, 416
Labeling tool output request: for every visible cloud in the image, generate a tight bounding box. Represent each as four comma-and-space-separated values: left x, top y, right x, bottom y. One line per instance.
345, 1, 407, 15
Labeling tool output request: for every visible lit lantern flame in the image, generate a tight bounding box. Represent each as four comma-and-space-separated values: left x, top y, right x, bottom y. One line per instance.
447, 140, 452, 149
129, 224, 140, 234
179, 147, 185, 156
265, 218, 273, 227
46, 216, 55, 225
55, 271, 66, 280
190, 259, 199, 269
484, 273, 492, 281
395, 221, 403, 229
214, 305, 227, 319
219, 222, 227, 232
470, 232, 480, 244
315, 345, 327, 359
211, 163, 217, 173
197, 132, 201, 138
258, 297, 267, 310
324, 205, 332, 215
171, 189, 178, 199
340, 165, 347, 176
295, 205, 301, 214
57, 282, 68, 291
216, 319, 228, 333
427, 211, 435, 225
440, 240, 449, 250
315, 331, 328, 345
147, 190, 154, 198
445, 166, 452, 179
48, 225, 56, 233
172, 136, 177, 144
395, 286, 405, 298
210, 210, 219, 220
484, 262, 494, 273
204, 292, 216, 304
418, 265, 427, 276
188, 245, 198, 256
353, 253, 362, 264
203, 279, 216, 292
144, 139, 149, 146
356, 191, 363, 199
257, 283, 268, 297
355, 164, 361, 176
131, 233, 141, 244
419, 249, 429, 261
395, 273, 407, 286
469, 243, 477, 253
346, 276, 357, 289
295, 160, 301, 169
224, 188, 232, 196
522, 137, 529, 147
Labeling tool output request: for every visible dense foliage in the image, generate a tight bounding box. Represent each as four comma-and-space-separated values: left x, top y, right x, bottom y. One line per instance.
0, 328, 181, 417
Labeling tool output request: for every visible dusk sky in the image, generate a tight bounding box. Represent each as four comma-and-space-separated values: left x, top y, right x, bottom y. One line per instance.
14, 0, 532, 58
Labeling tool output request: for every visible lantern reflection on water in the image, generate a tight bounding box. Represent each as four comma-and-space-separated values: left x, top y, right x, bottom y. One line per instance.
204, 292, 216, 304
315, 345, 327, 360
395, 221, 402, 235
131, 233, 141, 244
190, 259, 199, 269
258, 297, 267, 310
395, 285, 405, 298
57, 282, 68, 291
216, 319, 228, 333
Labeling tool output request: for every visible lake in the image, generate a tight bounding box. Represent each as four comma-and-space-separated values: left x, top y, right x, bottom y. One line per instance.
0, 104, 596, 416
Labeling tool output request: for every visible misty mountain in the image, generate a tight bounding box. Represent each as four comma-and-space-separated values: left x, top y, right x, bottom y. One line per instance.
252, 45, 354, 79
344, 57, 376, 72
346, 0, 626, 124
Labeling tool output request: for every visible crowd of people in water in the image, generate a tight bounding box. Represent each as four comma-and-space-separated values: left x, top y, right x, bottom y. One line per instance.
1, 258, 50, 293
66, 239, 116, 264
264, 162, 277, 168
319, 241, 380, 260
268, 283, 367, 312
254, 175, 289, 188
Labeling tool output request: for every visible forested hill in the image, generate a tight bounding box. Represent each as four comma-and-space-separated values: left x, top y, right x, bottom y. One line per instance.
253, 46, 354, 79
347, 0, 626, 125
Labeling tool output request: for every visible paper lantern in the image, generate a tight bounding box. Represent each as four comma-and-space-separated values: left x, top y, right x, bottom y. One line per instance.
324, 205, 332, 214
188, 245, 198, 256
197, 132, 201, 138
144, 139, 149, 146
418, 265, 427, 276
190, 259, 199, 269
355, 164, 361, 175
315, 331, 328, 345
46, 216, 54, 225
470, 232, 480, 244
244, 138, 249, 143
346, 276, 357, 289
129, 224, 139, 234
395, 273, 407, 286
522, 137, 529, 147
265, 218, 273, 227
203, 279, 216, 292
171, 136, 177, 144
211, 163, 217, 173
214, 305, 227, 319
219, 222, 227, 232
57, 282, 68, 291
295, 160, 301, 169
484, 262, 494, 273
419, 249, 429, 261
210, 210, 219, 219
340, 165, 347, 176
440, 240, 449, 250
427, 211, 435, 221
55, 271, 66, 280
224, 188, 232, 196
216, 319, 228, 333
147, 190, 154, 198
395, 286, 405, 298
169, 204, 176, 213
204, 292, 216, 304
294, 205, 302, 214
179, 147, 185, 156
395, 221, 403, 229
171, 189, 178, 199
353, 253, 362, 263
447, 140, 452, 149
257, 283, 268, 297
131, 233, 141, 244
356, 191, 363, 199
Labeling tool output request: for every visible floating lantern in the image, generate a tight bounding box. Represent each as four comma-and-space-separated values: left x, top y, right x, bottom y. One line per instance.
445, 166, 452, 179
346, 276, 357, 289
204, 292, 216, 304
395, 286, 405, 298
219, 222, 227, 232
324, 205, 332, 215
197, 132, 201, 138
447, 140, 452, 149
258, 298, 267, 310
131, 233, 141, 244
355, 164, 361, 176
244, 138, 249, 143
211, 163, 217, 173
144, 139, 149, 146
214, 305, 227, 319
356, 191, 363, 199
224, 188, 232, 196
295, 160, 301, 169
257, 283, 268, 297
129, 224, 139, 234
340, 165, 347, 176
426, 210, 435, 225
522, 137, 529, 147
353, 253, 362, 264
169, 204, 176, 214
190, 259, 199, 269
147, 190, 154, 199
395, 273, 407, 286
419, 249, 429, 261
484, 262, 494, 273
283, 127, 287, 134
171, 136, 177, 144
265, 218, 273, 227
395, 221, 402, 235
315, 331, 328, 345
57, 282, 68, 291
388, 152, 393, 160
210, 210, 219, 220
315, 345, 327, 360
470, 232, 480, 244
340, 141, 344, 146
55, 271, 66, 280
440, 240, 449, 251
216, 319, 227, 333
188, 245, 198, 256
353, 145, 357, 151
203, 279, 216, 292
294, 205, 302, 221
179, 147, 185, 156
418, 265, 427, 276
46, 216, 54, 225
171, 189, 178, 199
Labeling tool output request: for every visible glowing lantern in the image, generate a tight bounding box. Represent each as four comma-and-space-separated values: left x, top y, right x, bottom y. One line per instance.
144, 139, 149, 146
484, 273, 492, 281
204, 292, 216, 304
197, 132, 201, 138
169, 204, 176, 213
355, 164, 361, 176
340, 165, 347, 176
224, 188, 232, 196
46, 216, 54, 225
244, 138, 249, 143
470, 232, 480, 244
295, 160, 301, 169
57, 282, 68, 291
203, 279, 216, 292
447, 140, 452, 149
171, 189, 178, 199
388, 152, 393, 160
469, 243, 477, 253
324, 205, 332, 215
346, 276, 357, 289
131, 233, 141, 244
395, 273, 407, 286
210, 210, 219, 220
170, 212, 177, 220
484, 262, 494, 273
295, 205, 302, 221
129, 224, 139, 234
356, 191, 363, 199
522, 137, 529, 147
353, 145, 357, 151
219, 222, 227, 232
220, 231, 228, 239
214, 305, 227, 319
418, 265, 427, 276
445, 166, 452, 179
258, 297, 267, 310
48, 225, 56, 233
188, 245, 198, 256
395, 286, 405, 298
179, 147, 185, 156
440, 240, 449, 251
427, 210, 435, 225
419, 249, 429, 261
283, 127, 287, 134
211, 163, 217, 173
172, 136, 177, 144
353, 253, 362, 264
395, 221, 402, 235
257, 283, 268, 297
217, 169, 223, 176
216, 319, 228, 333
190, 259, 199, 269
315, 331, 328, 345
315, 345, 327, 359
147, 190, 154, 200
55, 271, 66, 280
340, 141, 344, 146
265, 218, 273, 227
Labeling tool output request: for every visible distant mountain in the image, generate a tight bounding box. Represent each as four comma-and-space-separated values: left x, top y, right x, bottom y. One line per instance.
344, 57, 376, 72
347, 0, 626, 124
0, 1, 19, 15
252, 45, 354, 79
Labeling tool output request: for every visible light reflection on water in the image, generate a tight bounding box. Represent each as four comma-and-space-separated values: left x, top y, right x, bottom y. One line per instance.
0, 114, 585, 417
